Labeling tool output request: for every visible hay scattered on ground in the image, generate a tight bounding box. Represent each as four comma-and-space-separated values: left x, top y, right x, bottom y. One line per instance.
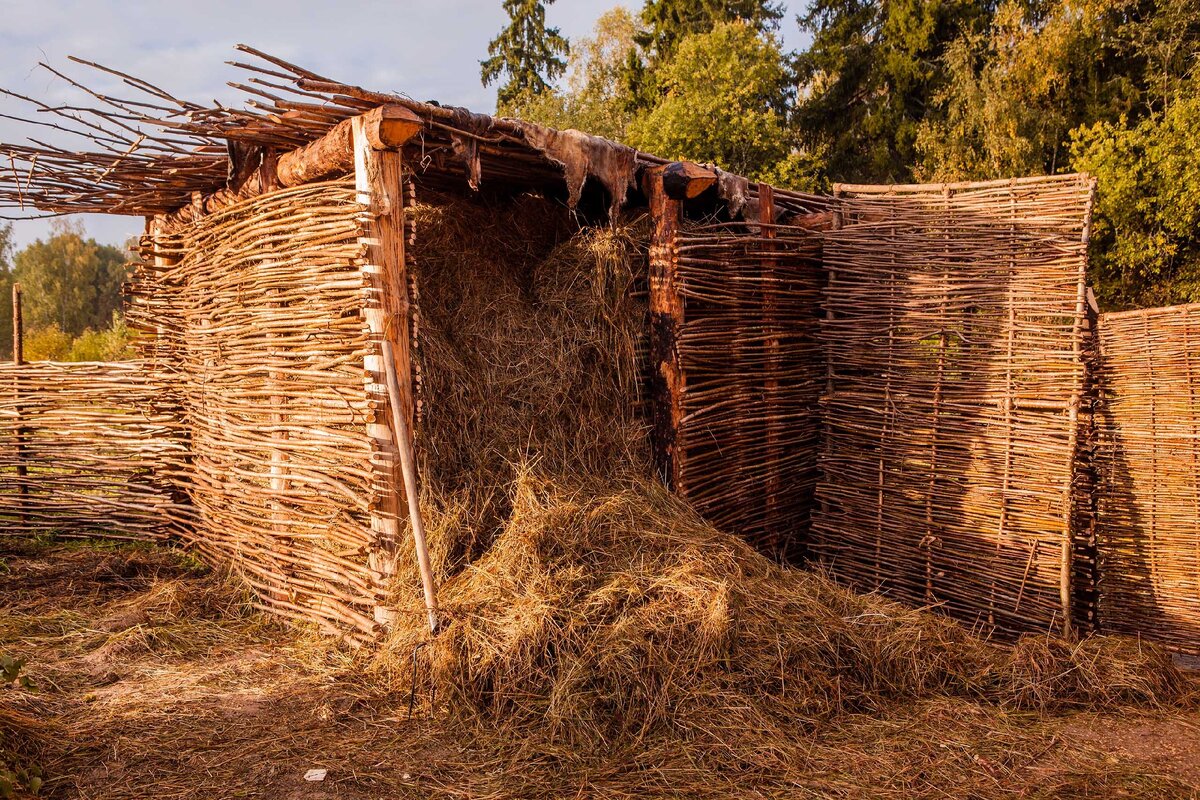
2, 541, 1197, 799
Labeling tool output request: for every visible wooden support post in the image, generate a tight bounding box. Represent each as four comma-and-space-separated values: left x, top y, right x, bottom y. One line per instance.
354, 114, 422, 632
645, 166, 685, 492
12, 282, 26, 526
759, 183, 782, 547
12, 282, 23, 365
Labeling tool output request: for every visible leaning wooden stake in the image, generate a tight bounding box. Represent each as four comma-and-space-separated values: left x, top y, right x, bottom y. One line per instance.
382, 339, 438, 634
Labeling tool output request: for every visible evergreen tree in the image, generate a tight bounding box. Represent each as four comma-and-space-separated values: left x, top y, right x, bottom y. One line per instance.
481, 0, 570, 109
507, 7, 639, 141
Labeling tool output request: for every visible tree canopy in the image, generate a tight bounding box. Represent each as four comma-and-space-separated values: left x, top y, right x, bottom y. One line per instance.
12, 220, 126, 337
625, 21, 797, 180
483, 0, 1200, 310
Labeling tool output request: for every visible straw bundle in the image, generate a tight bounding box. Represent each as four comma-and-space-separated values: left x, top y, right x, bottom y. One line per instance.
812, 175, 1096, 638
0, 361, 189, 540
1095, 302, 1200, 654
371, 188, 1184, 772
403, 191, 651, 584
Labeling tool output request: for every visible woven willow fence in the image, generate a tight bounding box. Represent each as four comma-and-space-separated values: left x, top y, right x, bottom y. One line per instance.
127, 179, 398, 642
673, 219, 825, 557
1095, 303, 1200, 654
811, 175, 1096, 637
0, 361, 189, 540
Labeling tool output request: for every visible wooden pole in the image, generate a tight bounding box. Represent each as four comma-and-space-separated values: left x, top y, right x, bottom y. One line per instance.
644, 166, 685, 492
759, 183, 782, 547
12, 282, 26, 525
354, 112, 420, 632
12, 282, 23, 365
383, 339, 438, 634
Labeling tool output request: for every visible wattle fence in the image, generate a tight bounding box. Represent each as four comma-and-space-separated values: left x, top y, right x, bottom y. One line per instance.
1095, 303, 1200, 654
5, 173, 1200, 652
0, 360, 189, 540
810, 176, 1096, 638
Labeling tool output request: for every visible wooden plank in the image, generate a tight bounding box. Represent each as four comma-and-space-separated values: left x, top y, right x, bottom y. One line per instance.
644, 166, 685, 492
353, 115, 414, 632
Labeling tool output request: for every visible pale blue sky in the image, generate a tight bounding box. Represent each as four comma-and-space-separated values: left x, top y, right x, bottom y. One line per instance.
1, 0, 812, 250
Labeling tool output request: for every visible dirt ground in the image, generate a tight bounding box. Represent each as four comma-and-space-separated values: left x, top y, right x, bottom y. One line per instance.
2, 540, 1198, 799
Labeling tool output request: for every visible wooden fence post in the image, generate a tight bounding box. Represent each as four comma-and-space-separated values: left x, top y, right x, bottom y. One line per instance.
12, 282, 26, 526
645, 166, 685, 492
759, 183, 782, 545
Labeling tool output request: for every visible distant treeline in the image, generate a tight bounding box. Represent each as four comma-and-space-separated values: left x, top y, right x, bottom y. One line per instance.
0, 221, 134, 362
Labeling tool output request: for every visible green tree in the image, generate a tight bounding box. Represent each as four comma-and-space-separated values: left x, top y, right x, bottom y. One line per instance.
911, 0, 1200, 308
11, 219, 127, 338
67, 313, 136, 362
482, 0, 570, 109
626, 21, 808, 182
794, 0, 995, 183
913, 1, 1151, 181
22, 322, 72, 361
507, 7, 639, 140
624, 0, 784, 110
1071, 83, 1200, 309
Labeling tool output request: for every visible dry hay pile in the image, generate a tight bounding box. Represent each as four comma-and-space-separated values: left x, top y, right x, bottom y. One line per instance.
364, 192, 1193, 792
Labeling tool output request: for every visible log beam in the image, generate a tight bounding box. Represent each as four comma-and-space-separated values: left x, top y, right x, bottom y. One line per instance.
163, 105, 424, 229
661, 161, 717, 200
280, 105, 422, 188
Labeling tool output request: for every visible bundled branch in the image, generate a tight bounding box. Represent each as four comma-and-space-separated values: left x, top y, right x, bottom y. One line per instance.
0, 46, 828, 221
811, 175, 1096, 638
1095, 303, 1200, 654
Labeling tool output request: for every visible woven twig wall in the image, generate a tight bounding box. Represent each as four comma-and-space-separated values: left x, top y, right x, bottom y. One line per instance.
674, 220, 825, 557
811, 175, 1096, 637
128, 180, 389, 642
1095, 303, 1200, 654
0, 361, 190, 540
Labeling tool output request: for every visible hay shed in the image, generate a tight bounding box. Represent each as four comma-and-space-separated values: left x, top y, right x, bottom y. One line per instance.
4, 47, 1192, 652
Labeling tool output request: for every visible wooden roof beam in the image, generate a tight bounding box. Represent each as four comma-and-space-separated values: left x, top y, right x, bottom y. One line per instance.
275, 104, 422, 187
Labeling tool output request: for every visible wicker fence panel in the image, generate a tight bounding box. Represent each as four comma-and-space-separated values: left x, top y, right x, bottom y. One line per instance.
0, 361, 189, 540
129, 180, 387, 641
811, 175, 1095, 637
674, 220, 825, 557
1095, 303, 1200, 653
